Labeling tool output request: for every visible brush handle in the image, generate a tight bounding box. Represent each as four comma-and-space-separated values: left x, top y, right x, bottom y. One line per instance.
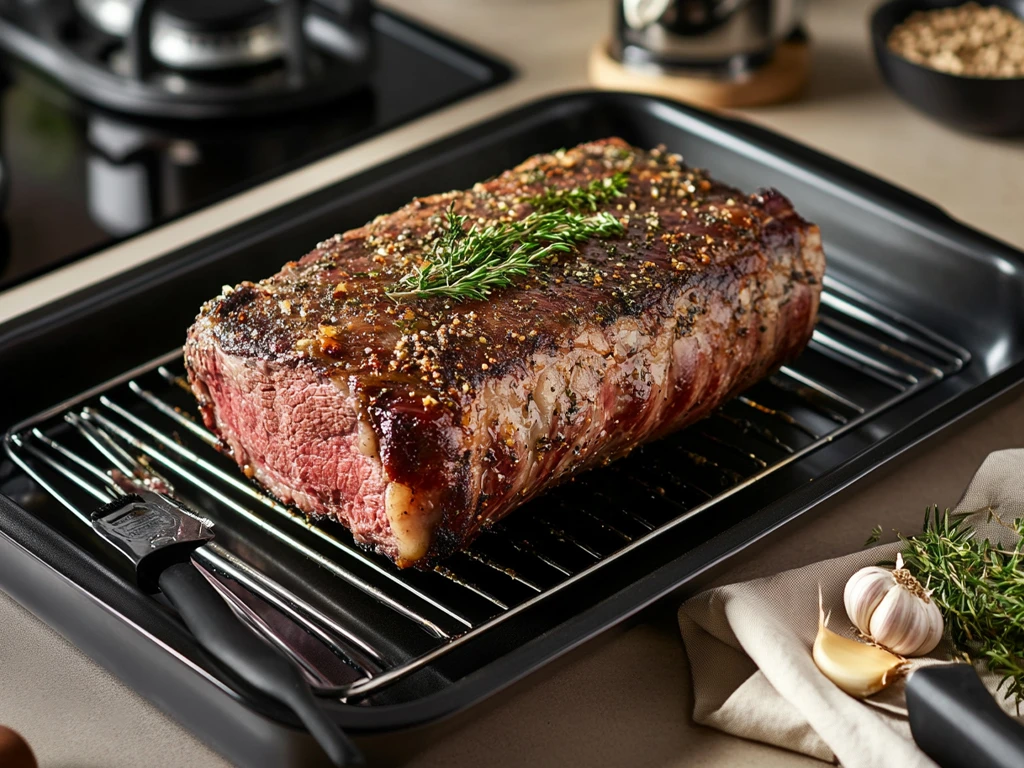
158, 562, 363, 767
907, 664, 1024, 768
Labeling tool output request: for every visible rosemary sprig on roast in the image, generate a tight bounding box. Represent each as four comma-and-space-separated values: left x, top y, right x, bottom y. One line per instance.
526, 171, 629, 213
898, 506, 1024, 706
388, 198, 625, 302
387, 171, 629, 302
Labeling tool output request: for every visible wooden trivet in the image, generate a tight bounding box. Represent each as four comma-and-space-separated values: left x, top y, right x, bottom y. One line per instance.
589, 38, 810, 109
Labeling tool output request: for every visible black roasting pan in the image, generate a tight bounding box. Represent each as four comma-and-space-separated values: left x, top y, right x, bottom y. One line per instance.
2, 91, 1024, 766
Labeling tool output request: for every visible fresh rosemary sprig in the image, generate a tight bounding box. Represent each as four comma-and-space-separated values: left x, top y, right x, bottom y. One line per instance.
526, 171, 630, 213
898, 506, 1024, 707
387, 204, 624, 302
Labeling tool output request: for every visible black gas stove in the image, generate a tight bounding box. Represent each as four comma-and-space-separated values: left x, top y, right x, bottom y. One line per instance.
0, 0, 510, 290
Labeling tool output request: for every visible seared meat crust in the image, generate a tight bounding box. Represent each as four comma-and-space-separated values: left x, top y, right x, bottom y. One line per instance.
185, 139, 824, 567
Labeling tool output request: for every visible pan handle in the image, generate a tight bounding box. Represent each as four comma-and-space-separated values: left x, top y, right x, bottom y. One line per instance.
158, 561, 364, 767
907, 664, 1024, 768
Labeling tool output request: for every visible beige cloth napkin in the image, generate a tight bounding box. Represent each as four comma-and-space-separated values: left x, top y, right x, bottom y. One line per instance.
679, 448, 1024, 768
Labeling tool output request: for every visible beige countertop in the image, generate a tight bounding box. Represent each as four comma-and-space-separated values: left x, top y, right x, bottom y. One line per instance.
1, 0, 1023, 766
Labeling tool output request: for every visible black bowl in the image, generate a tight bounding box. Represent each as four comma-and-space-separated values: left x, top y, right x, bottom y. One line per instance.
871, 0, 1024, 135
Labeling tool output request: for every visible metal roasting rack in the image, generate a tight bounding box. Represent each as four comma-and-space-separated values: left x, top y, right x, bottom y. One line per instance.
2, 276, 970, 704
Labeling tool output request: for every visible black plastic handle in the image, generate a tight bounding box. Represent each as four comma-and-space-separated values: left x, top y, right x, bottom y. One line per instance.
158, 562, 363, 767
907, 664, 1024, 768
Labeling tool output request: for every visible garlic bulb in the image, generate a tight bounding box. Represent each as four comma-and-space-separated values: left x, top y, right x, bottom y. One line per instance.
843, 553, 944, 656
813, 591, 905, 697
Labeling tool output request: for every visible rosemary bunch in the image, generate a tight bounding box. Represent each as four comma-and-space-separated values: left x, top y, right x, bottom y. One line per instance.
387, 205, 624, 302
899, 506, 1024, 706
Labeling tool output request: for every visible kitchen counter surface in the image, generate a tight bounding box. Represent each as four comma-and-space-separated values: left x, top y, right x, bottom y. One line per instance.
1, 1, 1023, 766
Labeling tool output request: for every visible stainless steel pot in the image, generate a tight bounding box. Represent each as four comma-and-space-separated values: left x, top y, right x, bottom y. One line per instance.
612, 0, 806, 77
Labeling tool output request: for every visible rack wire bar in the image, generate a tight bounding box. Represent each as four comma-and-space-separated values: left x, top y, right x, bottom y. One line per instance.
2, 281, 970, 702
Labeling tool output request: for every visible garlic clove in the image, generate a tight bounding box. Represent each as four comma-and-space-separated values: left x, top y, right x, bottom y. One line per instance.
908, 596, 944, 656
813, 591, 905, 698
869, 585, 927, 656
843, 566, 892, 635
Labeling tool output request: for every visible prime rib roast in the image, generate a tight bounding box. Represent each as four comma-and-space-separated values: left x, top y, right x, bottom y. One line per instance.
185, 138, 825, 568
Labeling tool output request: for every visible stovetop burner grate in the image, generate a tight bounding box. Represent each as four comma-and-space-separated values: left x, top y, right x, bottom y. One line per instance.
3, 275, 970, 703
1, 0, 375, 118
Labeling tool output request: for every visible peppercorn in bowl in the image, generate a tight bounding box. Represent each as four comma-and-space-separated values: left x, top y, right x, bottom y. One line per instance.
871, 0, 1024, 135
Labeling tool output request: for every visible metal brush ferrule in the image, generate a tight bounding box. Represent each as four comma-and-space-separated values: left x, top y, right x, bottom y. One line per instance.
91, 491, 214, 592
